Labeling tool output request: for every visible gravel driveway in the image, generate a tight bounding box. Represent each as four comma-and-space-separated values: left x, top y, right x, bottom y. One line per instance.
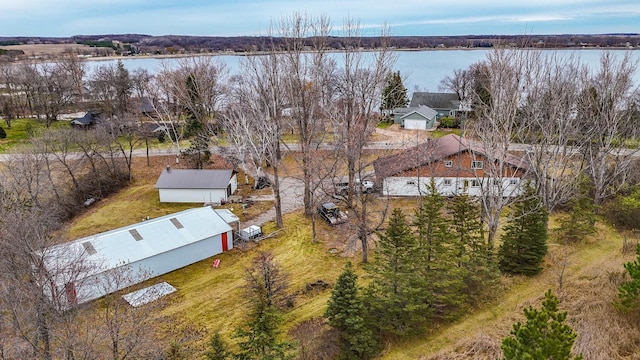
243, 177, 305, 227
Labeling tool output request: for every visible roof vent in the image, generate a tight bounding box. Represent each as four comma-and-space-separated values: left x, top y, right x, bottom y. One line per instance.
82, 241, 97, 255
166, 165, 171, 173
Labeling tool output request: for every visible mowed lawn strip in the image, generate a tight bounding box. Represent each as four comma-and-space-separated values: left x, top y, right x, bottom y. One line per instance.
152, 212, 351, 347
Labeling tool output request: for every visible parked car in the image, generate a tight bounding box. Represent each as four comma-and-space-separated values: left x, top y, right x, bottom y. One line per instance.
335, 178, 375, 195
317, 202, 348, 225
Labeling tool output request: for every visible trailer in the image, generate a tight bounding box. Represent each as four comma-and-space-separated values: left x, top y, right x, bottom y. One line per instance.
239, 225, 262, 241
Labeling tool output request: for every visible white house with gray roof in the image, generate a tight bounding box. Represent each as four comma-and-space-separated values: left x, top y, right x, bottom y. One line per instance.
155, 167, 237, 204
39, 206, 237, 307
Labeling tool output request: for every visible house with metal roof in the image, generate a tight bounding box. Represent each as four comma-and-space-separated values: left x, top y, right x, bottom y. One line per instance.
40, 206, 236, 307
373, 134, 529, 197
154, 167, 238, 204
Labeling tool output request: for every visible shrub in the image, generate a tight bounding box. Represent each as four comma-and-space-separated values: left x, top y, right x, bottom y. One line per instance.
0, 126, 6, 139
438, 116, 460, 129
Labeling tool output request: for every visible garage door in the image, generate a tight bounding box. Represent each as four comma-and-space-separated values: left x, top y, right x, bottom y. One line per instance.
404, 119, 426, 130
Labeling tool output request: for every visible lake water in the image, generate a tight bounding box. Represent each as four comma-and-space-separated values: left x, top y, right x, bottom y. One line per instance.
85, 49, 640, 93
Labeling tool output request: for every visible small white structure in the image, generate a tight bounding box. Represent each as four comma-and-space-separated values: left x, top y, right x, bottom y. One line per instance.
239, 225, 262, 240
155, 167, 238, 204
40, 206, 234, 307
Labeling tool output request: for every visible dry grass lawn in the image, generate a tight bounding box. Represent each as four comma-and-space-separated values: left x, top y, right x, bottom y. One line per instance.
63, 152, 640, 359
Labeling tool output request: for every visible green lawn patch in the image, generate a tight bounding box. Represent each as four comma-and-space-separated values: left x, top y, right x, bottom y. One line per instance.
0, 118, 70, 152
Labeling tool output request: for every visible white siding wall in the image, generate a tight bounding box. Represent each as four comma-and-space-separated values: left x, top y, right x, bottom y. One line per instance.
230, 174, 238, 195
70, 230, 233, 305
159, 188, 228, 203
382, 176, 524, 197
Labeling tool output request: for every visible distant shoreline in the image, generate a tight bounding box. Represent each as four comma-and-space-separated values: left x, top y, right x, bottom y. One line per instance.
81, 45, 638, 63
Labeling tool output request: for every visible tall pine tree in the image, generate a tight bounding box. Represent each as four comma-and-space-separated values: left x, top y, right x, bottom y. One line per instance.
414, 182, 465, 320
365, 208, 430, 336
502, 290, 583, 360
558, 174, 597, 243
233, 252, 294, 360
380, 71, 408, 117
449, 194, 498, 300
498, 183, 548, 276
325, 262, 379, 360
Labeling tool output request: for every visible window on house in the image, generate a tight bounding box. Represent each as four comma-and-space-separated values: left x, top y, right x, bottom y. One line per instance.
407, 180, 416, 185
443, 179, 452, 186
493, 179, 501, 186
444, 160, 453, 168
471, 161, 483, 169
471, 179, 480, 187
510, 179, 518, 185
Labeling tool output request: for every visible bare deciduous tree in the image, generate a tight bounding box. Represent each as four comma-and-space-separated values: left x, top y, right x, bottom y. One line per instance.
223, 50, 287, 228
577, 51, 640, 208
520, 52, 584, 212
327, 19, 396, 262
468, 47, 539, 248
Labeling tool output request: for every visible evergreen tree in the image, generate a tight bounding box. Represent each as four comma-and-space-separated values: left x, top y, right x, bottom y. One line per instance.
498, 183, 548, 276
558, 174, 597, 243
233, 304, 294, 360
205, 333, 231, 360
365, 208, 429, 336
114, 60, 132, 115
502, 290, 583, 360
617, 244, 640, 311
414, 182, 465, 320
381, 71, 408, 116
325, 262, 379, 360
449, 194, 498, 300
233, 252, 294, 360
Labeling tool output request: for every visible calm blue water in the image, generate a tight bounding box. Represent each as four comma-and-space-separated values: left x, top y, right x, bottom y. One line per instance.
85, 49, 640, 93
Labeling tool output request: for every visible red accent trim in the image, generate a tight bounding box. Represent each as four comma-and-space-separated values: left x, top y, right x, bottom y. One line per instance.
221, 232, 229, 252
65, 282, 77, 306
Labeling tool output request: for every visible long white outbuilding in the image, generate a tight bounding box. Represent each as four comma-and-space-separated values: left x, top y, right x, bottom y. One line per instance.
40, 206, 237, 308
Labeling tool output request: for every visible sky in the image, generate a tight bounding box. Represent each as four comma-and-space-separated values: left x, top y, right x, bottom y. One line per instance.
1, 0, 639, 38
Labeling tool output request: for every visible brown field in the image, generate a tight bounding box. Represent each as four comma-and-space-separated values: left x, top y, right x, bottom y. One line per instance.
0, 43, 98, 56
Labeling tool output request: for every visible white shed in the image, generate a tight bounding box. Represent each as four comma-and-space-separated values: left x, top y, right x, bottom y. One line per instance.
40, 206, 234, 307
154, 168, 238, 204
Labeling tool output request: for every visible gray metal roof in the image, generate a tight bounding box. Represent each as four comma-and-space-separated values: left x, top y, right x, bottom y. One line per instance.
400, 105, 438, 120
42, 206, 233, 286
154, 168, 232, 189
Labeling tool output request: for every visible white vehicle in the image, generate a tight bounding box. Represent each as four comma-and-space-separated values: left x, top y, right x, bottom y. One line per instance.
356, 178, 375, 193
335, 178, 375, 194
